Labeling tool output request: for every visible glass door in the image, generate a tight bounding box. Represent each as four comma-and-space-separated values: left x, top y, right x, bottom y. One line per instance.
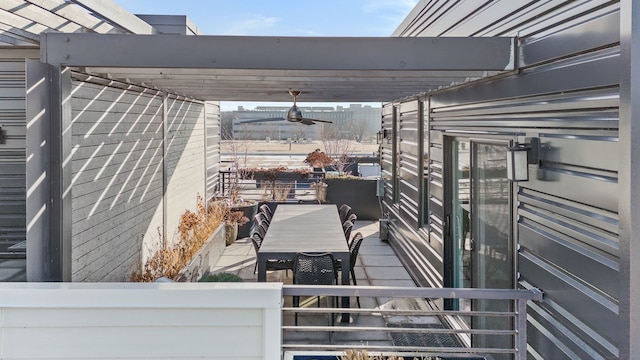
445, 137, 514, 353
471, 141, 512, 354
446, 139, 471, 311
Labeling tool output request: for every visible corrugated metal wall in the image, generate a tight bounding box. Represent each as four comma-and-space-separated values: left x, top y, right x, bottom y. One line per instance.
0, 59, 26, 260
389, 1, 621, 359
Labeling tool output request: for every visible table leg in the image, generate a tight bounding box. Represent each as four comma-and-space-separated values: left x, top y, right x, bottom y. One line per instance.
340, 255, 350, 323
257, 254, 266, 282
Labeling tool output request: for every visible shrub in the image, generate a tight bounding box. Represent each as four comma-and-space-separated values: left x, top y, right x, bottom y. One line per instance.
199, 272, 244, 282
131, 195, 226, 282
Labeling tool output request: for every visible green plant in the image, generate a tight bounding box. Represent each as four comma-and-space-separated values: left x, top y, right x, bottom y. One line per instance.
199, 272, 244, 282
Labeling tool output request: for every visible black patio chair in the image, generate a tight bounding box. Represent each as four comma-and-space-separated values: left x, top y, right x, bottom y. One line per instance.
292, 252, 338, 326
338, 204, 352, 223
259, 204, 273, 221
336, 232, 364, 307
254, 212, 271, 227
342, 220, 353, 242
250, 232, 293, 275
252, 220, 268, 240
346, 212, 357, 226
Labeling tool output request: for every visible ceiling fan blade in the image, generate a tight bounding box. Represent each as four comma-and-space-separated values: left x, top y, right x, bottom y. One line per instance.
299, 118, 316, 125
301, 117, 333, 124
239, 117, 286, 124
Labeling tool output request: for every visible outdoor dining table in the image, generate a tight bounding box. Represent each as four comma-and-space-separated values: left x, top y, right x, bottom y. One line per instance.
257, 204, 351, 320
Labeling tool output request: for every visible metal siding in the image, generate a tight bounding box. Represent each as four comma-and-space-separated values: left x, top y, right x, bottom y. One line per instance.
389, 4, 622, 359
398, 102, 420, 227
380, 105, 394, 205
205, 102, 220, 201
164, 95, 206, 248
0, 59, 26, 263
70, 77, 165, 282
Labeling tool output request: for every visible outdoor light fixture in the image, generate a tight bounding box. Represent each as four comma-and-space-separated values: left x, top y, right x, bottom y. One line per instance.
376, 129, 392, 144
506, 138, 540, 182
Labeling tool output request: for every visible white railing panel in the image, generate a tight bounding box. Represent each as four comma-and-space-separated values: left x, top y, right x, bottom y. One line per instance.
0, 283, 282, 360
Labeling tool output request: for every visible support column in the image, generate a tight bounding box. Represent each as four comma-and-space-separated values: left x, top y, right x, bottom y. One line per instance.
619, 1, 639, 358
25, 61, 72, 281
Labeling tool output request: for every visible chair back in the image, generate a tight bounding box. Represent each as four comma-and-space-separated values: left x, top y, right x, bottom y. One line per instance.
293, 252, 337, 285
259, 204, 273, 220
346, 213, 357, 224
342, 220, 353, 242
252, 221, 267, 239
250, 233, 262, 253
254, 212, 271, 227
339, 204, 352, 223
348, 232, 364, 269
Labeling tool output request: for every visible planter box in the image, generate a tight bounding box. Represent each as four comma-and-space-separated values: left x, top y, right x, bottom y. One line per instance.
325, 178, 381, 221
233, 201, 258, 239
175, 223, 225, 282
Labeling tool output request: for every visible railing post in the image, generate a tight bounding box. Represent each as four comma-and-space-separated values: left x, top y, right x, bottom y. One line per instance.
516, 297, 528, 360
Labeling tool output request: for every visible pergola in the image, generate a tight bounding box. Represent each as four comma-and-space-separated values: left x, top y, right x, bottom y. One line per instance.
39, 33, 516, 102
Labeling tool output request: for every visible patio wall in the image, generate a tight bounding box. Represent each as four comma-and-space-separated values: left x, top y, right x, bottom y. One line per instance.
69, 74, 207, 281
0, 283, 282, 360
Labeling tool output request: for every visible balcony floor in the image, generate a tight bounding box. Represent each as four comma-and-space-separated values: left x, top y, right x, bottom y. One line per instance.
212, 221, 454, 352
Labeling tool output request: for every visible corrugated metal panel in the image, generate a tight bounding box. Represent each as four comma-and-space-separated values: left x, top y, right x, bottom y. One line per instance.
380, 104, 394, 204
390, 3, 622, 359
0, 59, 26, 262
398, 101, 421, 227
205, 102, 220, 201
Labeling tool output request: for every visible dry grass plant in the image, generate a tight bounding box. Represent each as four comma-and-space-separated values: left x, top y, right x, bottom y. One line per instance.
340, 350, 433, 360
273, 181, 294, 201
131, 195, 227, 282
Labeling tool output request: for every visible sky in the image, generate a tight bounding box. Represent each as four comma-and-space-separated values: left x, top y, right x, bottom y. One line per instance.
115, 0, 418, 111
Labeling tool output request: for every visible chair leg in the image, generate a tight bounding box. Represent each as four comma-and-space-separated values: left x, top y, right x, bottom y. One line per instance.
351, 268, 361, 308
293, 295, 299, 326
331, 295, 336, 326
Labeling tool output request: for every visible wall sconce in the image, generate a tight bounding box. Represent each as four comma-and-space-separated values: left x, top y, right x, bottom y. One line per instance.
376, 129, 392, 144
506, 138, 539, 182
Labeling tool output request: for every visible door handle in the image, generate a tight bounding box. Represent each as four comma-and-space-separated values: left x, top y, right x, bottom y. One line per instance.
467, 238, 475, 251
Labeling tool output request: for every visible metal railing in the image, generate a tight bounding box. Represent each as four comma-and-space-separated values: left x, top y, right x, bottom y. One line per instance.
281, 285, 543, 360
218, 168, 324, 202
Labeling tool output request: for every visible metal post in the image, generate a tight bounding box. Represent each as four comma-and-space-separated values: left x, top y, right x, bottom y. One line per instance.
26, 62, 72, 281
516, 298, 528, 360
620, 1, 640, 358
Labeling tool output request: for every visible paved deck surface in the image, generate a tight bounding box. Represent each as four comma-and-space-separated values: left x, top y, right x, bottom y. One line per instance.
212, 220, 445, 350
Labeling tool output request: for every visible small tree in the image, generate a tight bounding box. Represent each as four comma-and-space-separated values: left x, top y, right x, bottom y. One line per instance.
221, 129, 252, 201
321, 127, 355, 175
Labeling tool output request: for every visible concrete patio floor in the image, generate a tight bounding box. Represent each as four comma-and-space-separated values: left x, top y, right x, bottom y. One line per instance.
211, 220, 451, 351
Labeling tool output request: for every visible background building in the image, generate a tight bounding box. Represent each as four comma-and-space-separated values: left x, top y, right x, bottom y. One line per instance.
224, 104, 380, 141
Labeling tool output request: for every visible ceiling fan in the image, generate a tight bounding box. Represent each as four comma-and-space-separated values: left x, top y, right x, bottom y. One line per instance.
239, 90, 333, 126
